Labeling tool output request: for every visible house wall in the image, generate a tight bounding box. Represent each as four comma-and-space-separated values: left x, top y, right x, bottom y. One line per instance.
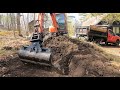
113, 26, 120, 34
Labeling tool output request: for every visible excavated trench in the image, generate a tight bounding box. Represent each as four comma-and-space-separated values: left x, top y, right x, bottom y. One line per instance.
0, 36, 120, 77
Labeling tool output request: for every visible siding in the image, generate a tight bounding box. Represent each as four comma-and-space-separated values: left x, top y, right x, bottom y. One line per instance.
113, 26, 120, 34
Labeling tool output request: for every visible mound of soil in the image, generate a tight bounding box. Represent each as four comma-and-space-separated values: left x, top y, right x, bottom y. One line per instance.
43, 36, 120, 77
0, 35, 120, 77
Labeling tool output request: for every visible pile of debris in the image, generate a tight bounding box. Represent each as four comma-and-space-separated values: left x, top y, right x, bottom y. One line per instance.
43, 36, 120, 77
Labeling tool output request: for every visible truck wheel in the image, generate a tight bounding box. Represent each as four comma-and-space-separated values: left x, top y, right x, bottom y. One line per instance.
115, 40, 119, 47
105, 42, 108, 46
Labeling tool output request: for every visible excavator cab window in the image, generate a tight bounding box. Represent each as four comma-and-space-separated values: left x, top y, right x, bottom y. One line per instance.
56, 14, 65, 30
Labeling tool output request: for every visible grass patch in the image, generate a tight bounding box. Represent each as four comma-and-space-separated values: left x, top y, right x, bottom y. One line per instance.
0, 30, 29, 59
0, 50, 6, 56
0, 30, 19, 37
0, 50, 14, 57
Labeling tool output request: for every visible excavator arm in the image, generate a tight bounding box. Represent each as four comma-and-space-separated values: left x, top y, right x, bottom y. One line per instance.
37, 13, 58, 33
18, 13, 61, 66
18, 13, 67, 67
18, 13, 68, 72
38, 13, 44, 33
18, 13, 59, 66
49, 13, 59, 32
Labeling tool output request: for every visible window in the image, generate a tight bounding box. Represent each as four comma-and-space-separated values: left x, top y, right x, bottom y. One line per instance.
56, 14, 65, 30
56, 14, 65, 24
116, 27, 119, 33
109, 30, 115, 36
119, 27, 120, 33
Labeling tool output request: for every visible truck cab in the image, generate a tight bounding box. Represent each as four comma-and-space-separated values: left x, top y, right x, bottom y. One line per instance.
107, 29, 120, 46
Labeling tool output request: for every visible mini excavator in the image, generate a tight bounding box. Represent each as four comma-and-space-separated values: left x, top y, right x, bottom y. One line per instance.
18, 13, 67, 66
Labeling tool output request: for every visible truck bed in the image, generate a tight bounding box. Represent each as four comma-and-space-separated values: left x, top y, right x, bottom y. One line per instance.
90, 25, 107, 33
88, 30, 107, 38
88, 25, 108, 41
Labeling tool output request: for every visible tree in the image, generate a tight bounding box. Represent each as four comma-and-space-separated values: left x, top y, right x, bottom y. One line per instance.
17, 13, 22, 36
7, 13, 10, 30
9, 13, 16, 37
26, 13, 29, 36
34, 13, 36, 24
102, 13, 120, 25
90, 13, 104, 17
0, 15, 2, 25
9, 13, 12, 29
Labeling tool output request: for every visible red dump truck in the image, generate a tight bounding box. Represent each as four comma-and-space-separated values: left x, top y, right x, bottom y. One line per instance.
76, 25, 120, 46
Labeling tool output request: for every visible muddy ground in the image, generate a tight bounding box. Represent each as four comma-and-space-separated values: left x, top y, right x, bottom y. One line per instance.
1, 35, 120, 77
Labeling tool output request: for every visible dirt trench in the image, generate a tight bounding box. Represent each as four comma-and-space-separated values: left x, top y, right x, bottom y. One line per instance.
0, 35, 120, 77
43, 35, 120, 77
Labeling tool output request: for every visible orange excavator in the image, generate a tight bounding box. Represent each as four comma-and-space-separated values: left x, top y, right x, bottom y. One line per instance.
18, 13, 67, 66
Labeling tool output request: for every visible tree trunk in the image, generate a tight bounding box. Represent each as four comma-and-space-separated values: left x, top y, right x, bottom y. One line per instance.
34, 13, 36, 24
0, 15, 2, 25
7, 13, 10, 30
9, 13, 12, 30
10, 13, 16, 37
26, 13, 29, 36
17, 13, 22, 36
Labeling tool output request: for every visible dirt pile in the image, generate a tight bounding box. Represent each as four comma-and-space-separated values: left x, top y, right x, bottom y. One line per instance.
43, 36, 120, 77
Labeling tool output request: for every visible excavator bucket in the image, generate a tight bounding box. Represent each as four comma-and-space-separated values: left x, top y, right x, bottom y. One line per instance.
18, 46, 52, 66
18, 31, 52, 67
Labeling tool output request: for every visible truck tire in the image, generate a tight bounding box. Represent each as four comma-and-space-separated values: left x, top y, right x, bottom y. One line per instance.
115, 40, 119, 47
105, 42, 108, 46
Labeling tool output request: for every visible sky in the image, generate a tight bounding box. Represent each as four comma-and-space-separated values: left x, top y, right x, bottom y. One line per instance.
67, 13, 79, 19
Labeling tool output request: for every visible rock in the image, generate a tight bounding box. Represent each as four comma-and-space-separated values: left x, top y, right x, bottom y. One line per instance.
2, 67, 8, 71
0, 67, 9, 74
2, 75, 6, 77
10, 55, 13, 57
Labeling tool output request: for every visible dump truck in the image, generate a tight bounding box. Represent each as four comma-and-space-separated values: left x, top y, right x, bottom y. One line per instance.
76, 25, 120, 46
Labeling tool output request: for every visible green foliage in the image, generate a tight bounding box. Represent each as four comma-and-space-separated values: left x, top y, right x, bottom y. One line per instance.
90, 13, 104, 17
78, 13, 104, 22
1, 15, 11, 23
88, 13, 120, 24
102, 13, 120, 24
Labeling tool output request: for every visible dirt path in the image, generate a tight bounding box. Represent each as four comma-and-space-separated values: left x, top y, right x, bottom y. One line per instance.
101, 45, 120, 57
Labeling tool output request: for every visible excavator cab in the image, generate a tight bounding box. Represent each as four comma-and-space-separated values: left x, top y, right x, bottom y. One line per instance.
55, 13, 68, 35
